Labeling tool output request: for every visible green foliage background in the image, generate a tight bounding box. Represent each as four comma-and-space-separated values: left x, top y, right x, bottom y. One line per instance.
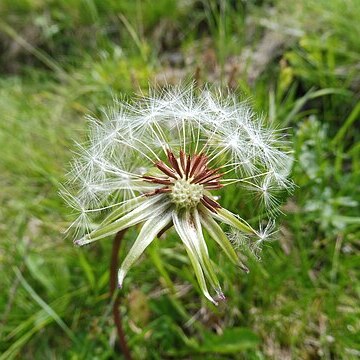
0, 0, 359, 358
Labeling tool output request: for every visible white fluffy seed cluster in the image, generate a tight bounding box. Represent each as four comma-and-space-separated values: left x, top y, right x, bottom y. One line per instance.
62, 84, 293, 246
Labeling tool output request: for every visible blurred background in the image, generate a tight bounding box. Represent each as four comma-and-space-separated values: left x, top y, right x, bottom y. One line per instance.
0, 0, 359, 359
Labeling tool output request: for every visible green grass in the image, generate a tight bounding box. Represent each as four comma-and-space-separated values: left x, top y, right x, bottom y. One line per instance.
0, 0, 359, 359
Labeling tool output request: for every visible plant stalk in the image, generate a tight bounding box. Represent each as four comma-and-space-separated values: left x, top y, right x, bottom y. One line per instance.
110, 230, 132, 360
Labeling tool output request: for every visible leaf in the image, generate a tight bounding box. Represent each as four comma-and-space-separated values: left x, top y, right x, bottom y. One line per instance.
198, 327, 260, 354
78, 252, 95, 289
13, 267, 75, 342
282, 87, 351, 126
332, 101, 360, 145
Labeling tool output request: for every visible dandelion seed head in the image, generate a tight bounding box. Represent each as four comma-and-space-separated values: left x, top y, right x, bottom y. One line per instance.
62, 83, 292, 304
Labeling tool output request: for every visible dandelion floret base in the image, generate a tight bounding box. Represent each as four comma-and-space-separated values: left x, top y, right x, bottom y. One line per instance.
170, 179, 204, 208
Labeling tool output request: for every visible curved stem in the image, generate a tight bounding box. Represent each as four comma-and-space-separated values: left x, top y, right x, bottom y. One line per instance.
109, 230, 132, 360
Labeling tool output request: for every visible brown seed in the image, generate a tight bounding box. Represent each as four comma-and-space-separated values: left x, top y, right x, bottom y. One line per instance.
202, 195, 221, 209
189, 154, 208, 178
143, 176, 173, 185
179, 149, 187, 174
192, 168, 219, 184
185, 154, 191, 179
155, 161, 178, 179
167, 150, 182, 176
200, 198, 218, 213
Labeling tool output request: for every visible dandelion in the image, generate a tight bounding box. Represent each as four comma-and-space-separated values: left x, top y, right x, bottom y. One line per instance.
62, 84, 292, 305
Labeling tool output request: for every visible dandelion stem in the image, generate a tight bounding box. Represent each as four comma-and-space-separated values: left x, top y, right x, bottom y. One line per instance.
110, 230, 132, 360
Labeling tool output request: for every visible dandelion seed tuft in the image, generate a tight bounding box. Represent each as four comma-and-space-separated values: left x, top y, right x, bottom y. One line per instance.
62, 84, 293, 304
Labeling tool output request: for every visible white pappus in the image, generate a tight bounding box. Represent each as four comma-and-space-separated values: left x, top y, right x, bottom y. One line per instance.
61, 84, 293, 305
